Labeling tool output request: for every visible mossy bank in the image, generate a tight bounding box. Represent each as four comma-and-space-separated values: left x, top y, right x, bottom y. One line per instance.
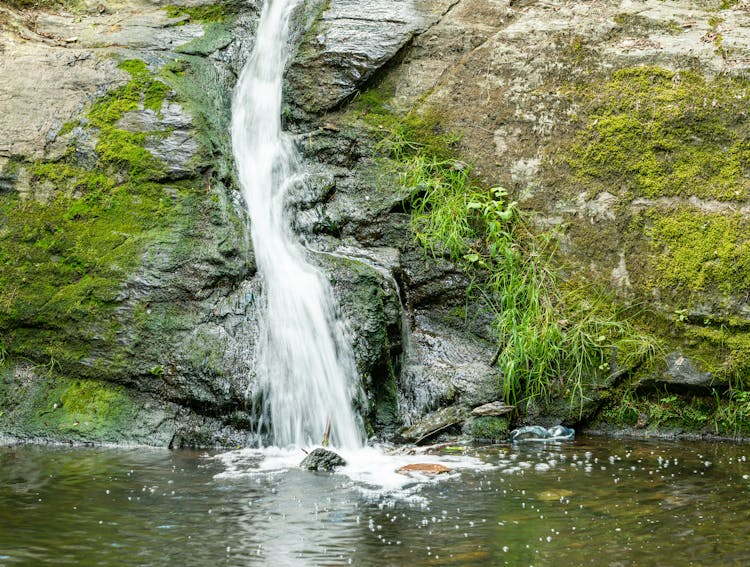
0, 0, 256, 446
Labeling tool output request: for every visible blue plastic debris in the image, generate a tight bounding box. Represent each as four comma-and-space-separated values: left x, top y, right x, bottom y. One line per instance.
510, 425, 575, 443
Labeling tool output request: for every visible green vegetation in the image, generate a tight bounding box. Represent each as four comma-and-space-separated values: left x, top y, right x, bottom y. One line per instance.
719, 0, 742, 10
567, 66, 750, 201
602, 386, 750, 437
715, 389, 750, 436
468, 416, 510, 441
612, 13, 682, 35
0, 364, 141, 441
559, 63, 750, 422
647, 208, 750, 296
679, 323, 750, 389
349, 87, 658, 412
162, 2, 239, 58
0, 59, 195, 373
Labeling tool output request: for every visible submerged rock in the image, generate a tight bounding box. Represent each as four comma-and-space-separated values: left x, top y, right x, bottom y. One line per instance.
396, 463, 452, 477
300, 448, 347, 471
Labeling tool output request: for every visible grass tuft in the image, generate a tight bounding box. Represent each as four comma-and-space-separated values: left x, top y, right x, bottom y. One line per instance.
350, 87, 659, 412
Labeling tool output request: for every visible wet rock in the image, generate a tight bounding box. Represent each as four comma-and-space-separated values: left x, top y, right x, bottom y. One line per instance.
0, 1, 257, 447
117, 103, 200, 178
472, 401, 514, 416
397, 463, 452, 476
0, 363, 249, 448
0, 164, 16, 193
465, 416, 510, 442
145, 129, 200, 179
637, 352, 715, 392
399, 313, 499, 423
400, 406, 470, 444
116, 103, 193, 133
300, 448, 347, 471
664, 352, 716, 389
321, 250, 405, 435
288, 0, 456, 112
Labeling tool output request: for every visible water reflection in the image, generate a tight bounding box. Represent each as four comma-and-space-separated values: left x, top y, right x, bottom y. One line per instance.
1, 438, 749, 565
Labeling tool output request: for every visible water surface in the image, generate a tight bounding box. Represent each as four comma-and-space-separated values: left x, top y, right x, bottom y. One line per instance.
1, 437, 749, 566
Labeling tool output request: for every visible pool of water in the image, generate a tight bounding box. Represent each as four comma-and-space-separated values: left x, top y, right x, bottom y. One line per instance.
1, 436, 749, 566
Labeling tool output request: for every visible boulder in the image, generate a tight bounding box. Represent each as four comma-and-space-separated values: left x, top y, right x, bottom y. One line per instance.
465, 416, 510, 442
300, 448, 347, 471
288, 0, 456, 112
637, 352, 716, 393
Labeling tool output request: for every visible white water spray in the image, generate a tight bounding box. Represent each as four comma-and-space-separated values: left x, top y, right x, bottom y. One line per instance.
231, 0, 364, 449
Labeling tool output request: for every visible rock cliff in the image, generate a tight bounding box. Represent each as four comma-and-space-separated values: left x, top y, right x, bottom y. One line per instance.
2, 0, 749, 445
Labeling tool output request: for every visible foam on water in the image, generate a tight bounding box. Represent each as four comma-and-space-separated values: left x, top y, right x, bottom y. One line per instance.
214, 446, 494, 500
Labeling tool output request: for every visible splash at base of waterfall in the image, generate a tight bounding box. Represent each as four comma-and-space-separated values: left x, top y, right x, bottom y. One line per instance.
214, 445, 495, 502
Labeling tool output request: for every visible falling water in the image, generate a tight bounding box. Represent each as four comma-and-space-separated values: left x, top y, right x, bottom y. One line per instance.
231, 0, 363, 449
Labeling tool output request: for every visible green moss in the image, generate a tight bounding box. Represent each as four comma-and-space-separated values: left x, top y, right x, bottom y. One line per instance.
0, 174, 176, 366
467, 416, 510, 441
348, 84, 659, 413
613, 13, 683, 35
566, 66, 750, 201
158, 55, 232, 176
58, 379, 129, 425
176, 23, 233, 56
647, 208, 750, 295
57, 120, 80, 137
85, 59, 173, 176
0, 57, 202, 373
559, 68, 750, 390
601, 385, 750, 437
0, 367, 141, 441
326, 256, 401, 433
98, 59, 170, 117
681, 324, 750, 387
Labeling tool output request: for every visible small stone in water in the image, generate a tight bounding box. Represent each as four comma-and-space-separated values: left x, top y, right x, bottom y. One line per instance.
397, 463, 452, 476
300, 448, 347, 471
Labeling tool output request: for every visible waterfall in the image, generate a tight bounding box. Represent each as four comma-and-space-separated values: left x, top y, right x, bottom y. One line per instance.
231, 0, 364, 449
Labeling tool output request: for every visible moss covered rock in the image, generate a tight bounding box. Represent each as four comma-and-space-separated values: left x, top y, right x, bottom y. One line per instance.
465, 416, 510, 442
0, 1, 258, 446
